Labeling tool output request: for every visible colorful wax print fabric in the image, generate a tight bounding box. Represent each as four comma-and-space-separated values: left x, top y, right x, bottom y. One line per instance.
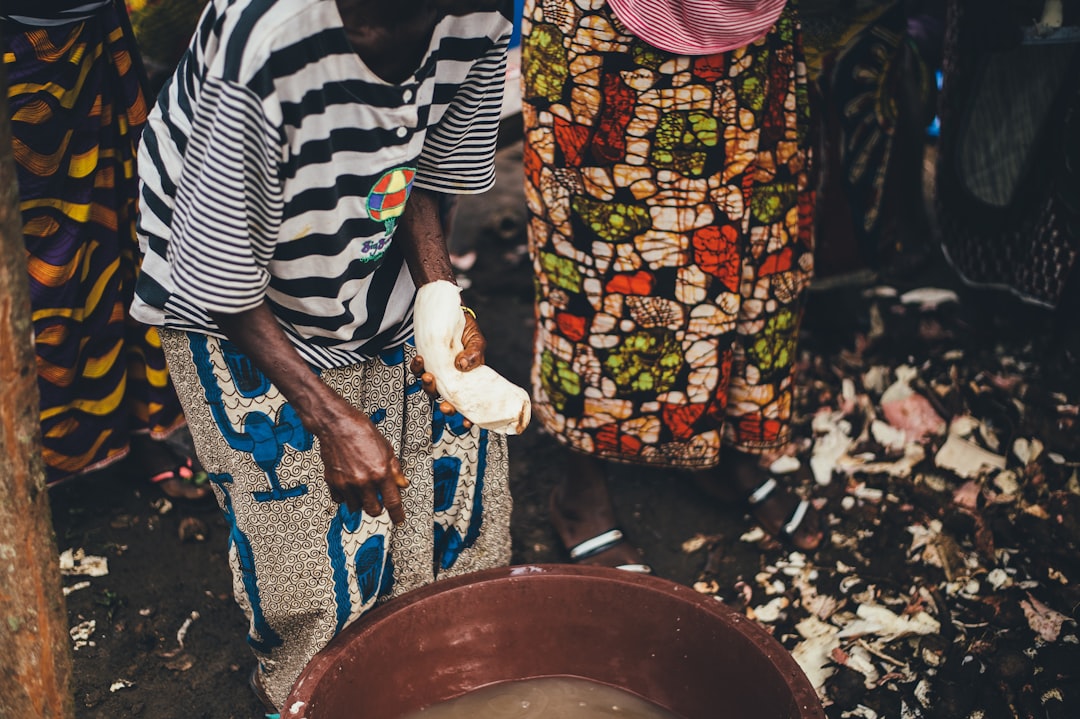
803, 0, 937, 272
2, 6, 185, 484
159, 330, 511, 707
522, 1, 814, 468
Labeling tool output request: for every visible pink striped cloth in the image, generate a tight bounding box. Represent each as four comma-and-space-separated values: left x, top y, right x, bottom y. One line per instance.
606, 0, 788, 54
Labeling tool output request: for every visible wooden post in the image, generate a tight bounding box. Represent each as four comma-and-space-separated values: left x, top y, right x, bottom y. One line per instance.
0, 60, 76, 719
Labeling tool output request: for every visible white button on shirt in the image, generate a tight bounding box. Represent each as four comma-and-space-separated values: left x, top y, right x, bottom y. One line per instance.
396, 126, 408, 138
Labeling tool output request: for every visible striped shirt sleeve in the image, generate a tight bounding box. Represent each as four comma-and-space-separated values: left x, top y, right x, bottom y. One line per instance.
415, 27, 511, 195
167, 76, 284, 314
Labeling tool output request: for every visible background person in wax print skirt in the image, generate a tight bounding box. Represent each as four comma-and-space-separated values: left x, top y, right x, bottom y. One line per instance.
1, 0, 211, 502
522, 0, 825, 573
130, 0, 515, 711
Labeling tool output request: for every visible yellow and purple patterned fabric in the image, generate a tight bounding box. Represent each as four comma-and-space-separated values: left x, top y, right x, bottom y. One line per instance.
2, 3, 185, 483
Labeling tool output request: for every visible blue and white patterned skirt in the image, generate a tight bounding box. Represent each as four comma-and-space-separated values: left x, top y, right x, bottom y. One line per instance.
160, 329, 512, 707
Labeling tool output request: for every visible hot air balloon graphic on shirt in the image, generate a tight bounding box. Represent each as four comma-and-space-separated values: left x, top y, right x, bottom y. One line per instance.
364, 167, 416, 256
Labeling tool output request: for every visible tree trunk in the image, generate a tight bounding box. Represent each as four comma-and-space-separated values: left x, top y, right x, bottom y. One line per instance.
0, 59, 76, 719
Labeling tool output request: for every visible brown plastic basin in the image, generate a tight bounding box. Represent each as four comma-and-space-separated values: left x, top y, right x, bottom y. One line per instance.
283, 564, 824, 719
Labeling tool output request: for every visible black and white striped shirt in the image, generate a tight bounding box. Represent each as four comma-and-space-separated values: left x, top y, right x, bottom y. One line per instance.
132, 0, 511, 368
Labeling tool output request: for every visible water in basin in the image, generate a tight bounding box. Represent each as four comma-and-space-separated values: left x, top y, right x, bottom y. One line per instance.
399, 676, 684, 718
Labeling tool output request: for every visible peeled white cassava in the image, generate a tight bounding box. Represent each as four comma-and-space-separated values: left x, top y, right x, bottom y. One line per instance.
413, 280, 531, 434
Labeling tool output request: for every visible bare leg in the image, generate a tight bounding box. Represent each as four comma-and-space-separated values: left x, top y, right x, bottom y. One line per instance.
548, 452, 645, 568
696, 449, 824, 552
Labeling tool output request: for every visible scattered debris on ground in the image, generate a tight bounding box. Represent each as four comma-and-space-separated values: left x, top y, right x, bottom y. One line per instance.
687, 284, 1080, 719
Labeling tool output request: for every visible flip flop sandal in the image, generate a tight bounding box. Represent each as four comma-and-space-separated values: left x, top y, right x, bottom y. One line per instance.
250, 666, 279, 716
150, 458, 214, 506
148, 456, 193, 484
745, 475, 817, 543
568, 529, 653, 575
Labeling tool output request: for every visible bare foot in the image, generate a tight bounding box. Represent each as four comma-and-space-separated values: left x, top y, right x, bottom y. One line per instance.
130, 435, 212, 503
548, 454, 648, 570
698, 450, 824, 552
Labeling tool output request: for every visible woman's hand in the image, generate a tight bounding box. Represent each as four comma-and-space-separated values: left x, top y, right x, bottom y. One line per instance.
413, 282, 531, 434
411, 310, 486, 423
316, 399, 410, 524
454, 310, 486, 371
211, 303, 412, 524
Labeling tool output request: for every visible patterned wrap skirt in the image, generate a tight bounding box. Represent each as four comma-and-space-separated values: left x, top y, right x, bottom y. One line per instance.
159, 330, 512, 707
803, 0, 937, 274
2, 5, 184, 484
522, 1, 815, 469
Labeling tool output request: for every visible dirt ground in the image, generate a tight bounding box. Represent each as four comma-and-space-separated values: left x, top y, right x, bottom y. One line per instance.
50, 143, 1080, 719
